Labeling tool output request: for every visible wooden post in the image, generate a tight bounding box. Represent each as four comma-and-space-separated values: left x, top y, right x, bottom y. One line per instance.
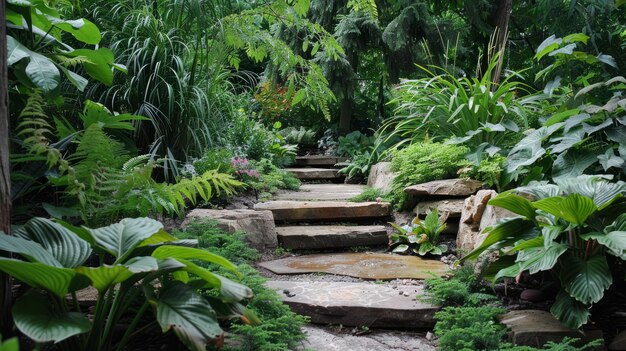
0, 0, 14, 337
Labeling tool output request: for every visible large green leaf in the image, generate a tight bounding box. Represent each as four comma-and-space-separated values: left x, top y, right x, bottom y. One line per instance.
151, 246, 237, 273
76, 265, 133, 292
561, 255, 612, 305
155, 282, 223, 351
556, 176, 626, 209
0, 258, 79, 297
550, 290, 591, 329
0, 234, 61, 267
13, 291, 91, 343
54, 19, 101, 45
463, 218, 538, 261
551, 149, 598, 180
517, 243, 569, 274
488, 193, 536, 219
7, 36, 30, 65
580, 231, 626, 257
25, 52, 60, 92
66, 48, 114, 85
87, 218, 163, 262
533, 194, 597, 225
15, 218, 91, 268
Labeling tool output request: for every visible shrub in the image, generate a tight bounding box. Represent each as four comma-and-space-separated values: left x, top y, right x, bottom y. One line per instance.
463, 175, 626, 328
281, 127, 317, 147
192, 148, 236, 175
0, 217, 252, 351
175, 222, 308, 351
424, 265, 497, 307
459, 155, 509, 191
434, 306, 507, 351
389, 142, 470, 208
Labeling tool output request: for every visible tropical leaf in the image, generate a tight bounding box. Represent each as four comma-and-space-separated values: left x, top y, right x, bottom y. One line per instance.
87, 218, 163, 262
0, 234, 62, 267
533, 194, 597, 225
488, 193, 536, 219
517, 243, 569, 274
0, 258, 82, 297
561, 255, 612, 305
155, 282, 223, 351
550, 290, 591, 329
15, 218, 91, 268
151, 246, 237, 273
463, 218, 538, 261
13, 291, 91, 343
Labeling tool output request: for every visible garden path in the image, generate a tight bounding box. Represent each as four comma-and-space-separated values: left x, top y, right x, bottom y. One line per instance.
254, 156, 443, 350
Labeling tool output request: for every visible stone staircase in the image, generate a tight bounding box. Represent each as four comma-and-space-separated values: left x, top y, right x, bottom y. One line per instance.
253, 155, 446, 337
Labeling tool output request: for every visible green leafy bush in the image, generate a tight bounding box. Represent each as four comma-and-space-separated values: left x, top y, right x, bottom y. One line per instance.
434, 306, 507, 351
463, 175, 626, 328
337, 131, 376, 157
389, 142, 470, 208
246, 159, 301, 200
175, 222, 308, 351
192, 148, 237, 175
0, 217, 253, 351
424, 266, 497, 307
500, 338, 603, 351
378, 55, 540, 161
459, 155, 508, 191
390, 209, 448, 256
281, 127, 317, 147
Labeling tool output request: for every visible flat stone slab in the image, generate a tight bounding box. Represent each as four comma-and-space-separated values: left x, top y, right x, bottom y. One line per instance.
259, 252, 447, 280
299, 325, 435, 351
500, 310, 604, 348
405, 179, 483, 197
287, 167, 343, 180
254, 201, 392, 222
274, 184, 366, 201
415, 199, 465, 218
266, 281, 438, 328
295, 155, 348, 167
277, 225, 388, 250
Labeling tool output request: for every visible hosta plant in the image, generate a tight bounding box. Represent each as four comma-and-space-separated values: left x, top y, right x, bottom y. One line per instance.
463, 175, 626, 328
390, 209, 448, 256
0, 217, 254, 351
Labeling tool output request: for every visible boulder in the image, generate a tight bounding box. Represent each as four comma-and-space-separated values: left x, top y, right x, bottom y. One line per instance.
456, 190, 497, 254
500, 310, 604, 349
182, 209, 278, 250
415, 199, 465, 218
404, 179, 483, 197
367, 162, 396, 194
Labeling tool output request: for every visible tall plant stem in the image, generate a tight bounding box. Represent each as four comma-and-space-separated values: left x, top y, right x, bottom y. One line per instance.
115, 300, 149, 351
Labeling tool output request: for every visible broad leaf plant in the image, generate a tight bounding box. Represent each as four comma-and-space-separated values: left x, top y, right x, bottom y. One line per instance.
463, 175, 626, 328
0, 217, 255, 351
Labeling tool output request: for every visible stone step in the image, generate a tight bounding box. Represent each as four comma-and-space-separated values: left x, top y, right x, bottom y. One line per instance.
277, 225, 388, 250
294, 155, 348, 167
274, 184, 366, 201
287, 167, 344, 180
254, 201, 392, 222
266, 281, 438, 328
259, 252, 448, 280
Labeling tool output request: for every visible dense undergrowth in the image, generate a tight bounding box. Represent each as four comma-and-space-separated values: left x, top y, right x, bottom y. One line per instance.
175, 221, 308, 351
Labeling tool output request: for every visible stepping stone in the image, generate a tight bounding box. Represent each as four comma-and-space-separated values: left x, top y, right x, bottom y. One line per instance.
254, 201, 392, 222
287, 167, 343, 180
405, 179, 483, 197
499, 310, 604, 349
274, 184, 366, 201
259, 252, 447, 280
294, 155, 348, 167
277, 225, 388, 250
298, 325, 435, 351
266, 281, 438, 328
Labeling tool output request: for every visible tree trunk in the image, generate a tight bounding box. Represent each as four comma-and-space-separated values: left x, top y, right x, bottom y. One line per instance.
0, 0, 14, 337
338, 95, 352, 135
481, 0, 512, 84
